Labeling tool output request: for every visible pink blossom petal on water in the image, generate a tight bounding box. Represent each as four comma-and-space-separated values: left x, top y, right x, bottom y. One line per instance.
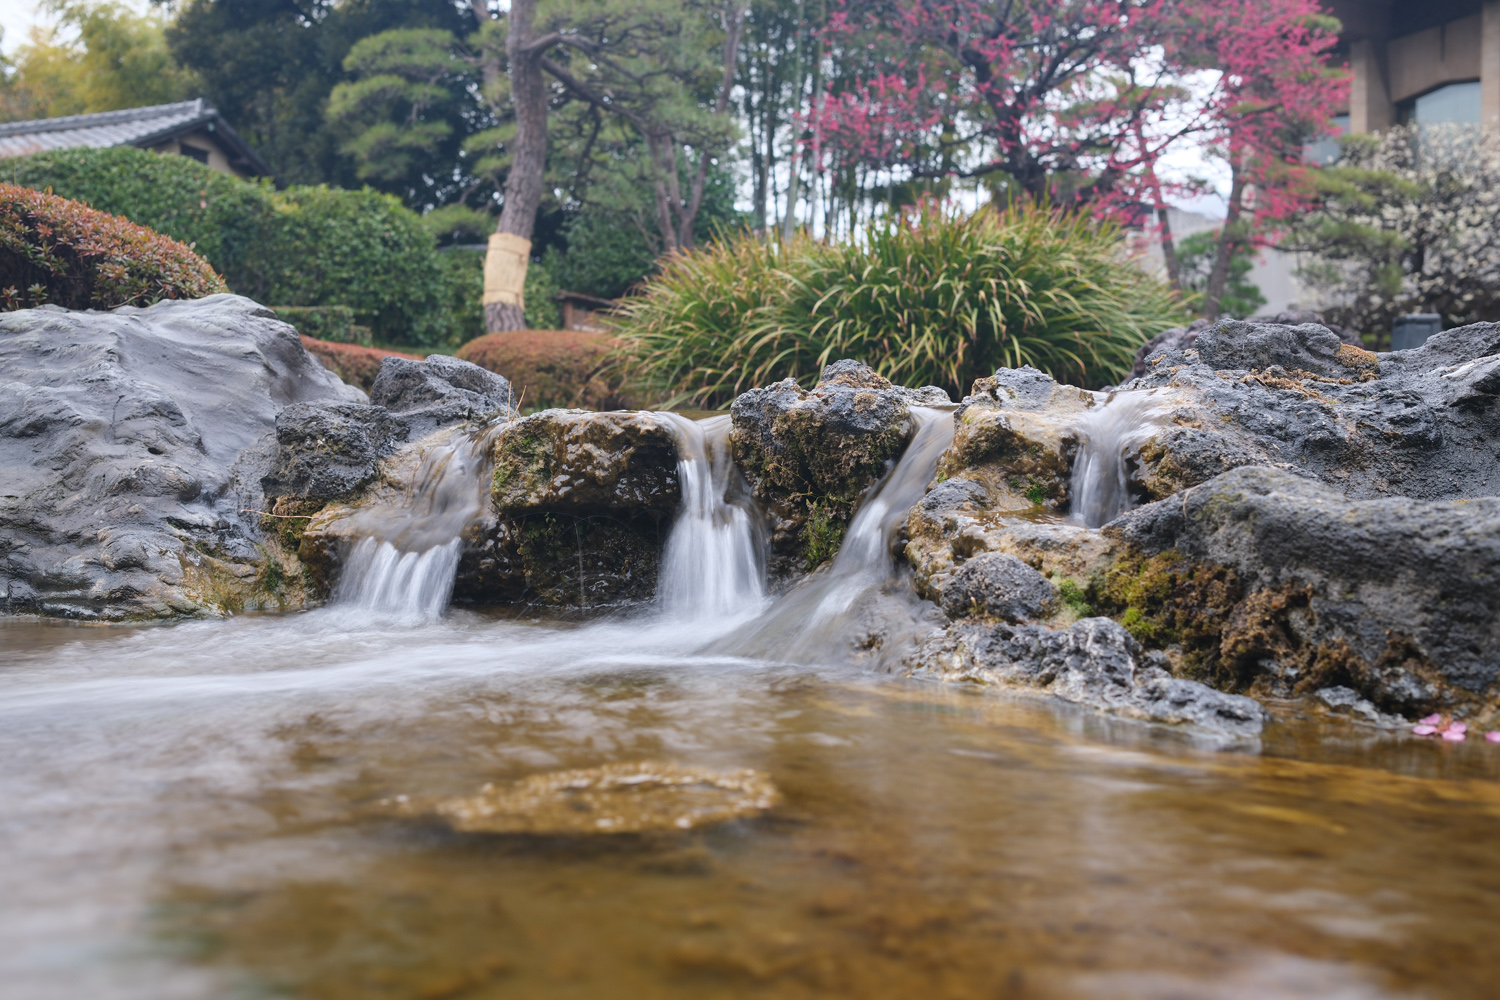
1442, 729, 1467, 742
1487, 731, 1500, 744
1450, 722, 1468, 734
1412, 725, 1438, 736
1419, 714, 1443, 725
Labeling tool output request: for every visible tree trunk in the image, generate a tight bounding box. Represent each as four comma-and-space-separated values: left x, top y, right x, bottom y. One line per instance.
679, 2, 746, 250
1204, 157, 1247, 321
484, 0, 548, 333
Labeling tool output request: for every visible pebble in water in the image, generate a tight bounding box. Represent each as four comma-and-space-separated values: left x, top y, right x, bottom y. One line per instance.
385, 761, 781, 834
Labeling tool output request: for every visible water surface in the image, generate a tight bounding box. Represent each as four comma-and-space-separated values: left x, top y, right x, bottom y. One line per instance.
3, 611, 1498, 1000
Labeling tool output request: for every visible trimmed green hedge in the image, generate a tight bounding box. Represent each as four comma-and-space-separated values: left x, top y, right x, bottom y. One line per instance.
0, 182, 226, 310
4, 147, 459, 346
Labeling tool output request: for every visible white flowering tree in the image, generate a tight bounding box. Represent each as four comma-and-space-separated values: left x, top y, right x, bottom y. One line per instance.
1289, 123, 1500, 342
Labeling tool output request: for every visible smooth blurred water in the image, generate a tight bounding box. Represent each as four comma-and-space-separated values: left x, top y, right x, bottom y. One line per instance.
4, 407, 1500, 999
1069, 390, 1169, 529
655, 414, 765, 619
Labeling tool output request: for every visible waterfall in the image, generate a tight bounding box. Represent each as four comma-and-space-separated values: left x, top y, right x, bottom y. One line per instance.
1068, 390, 1167, 529
655, 414, 766, 618
710, 406, 956, 664
331, 417, 507, 621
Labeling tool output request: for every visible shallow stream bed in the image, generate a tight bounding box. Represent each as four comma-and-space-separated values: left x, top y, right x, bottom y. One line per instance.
3, 609, 1498, 1000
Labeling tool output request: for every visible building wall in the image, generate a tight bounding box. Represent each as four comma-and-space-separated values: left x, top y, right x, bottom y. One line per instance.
148, 129, 247, 178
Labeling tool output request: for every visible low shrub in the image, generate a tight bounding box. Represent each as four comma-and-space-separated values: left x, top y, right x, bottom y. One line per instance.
6, 147, 462, 347
299, 335, 422, 391
456, 329, 636, 411
0, 182, 225, 309
616, 202, 1188, 407
1, 145, 273, 282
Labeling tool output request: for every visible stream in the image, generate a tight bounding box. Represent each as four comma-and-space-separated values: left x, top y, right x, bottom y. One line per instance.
3, 409, 1499, 999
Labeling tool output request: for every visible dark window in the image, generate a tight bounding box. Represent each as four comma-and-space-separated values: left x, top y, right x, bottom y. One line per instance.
1396, 80, 1481, 127
180, 144, 210, 164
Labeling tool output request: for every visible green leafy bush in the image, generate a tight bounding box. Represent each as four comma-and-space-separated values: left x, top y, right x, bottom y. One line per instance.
255, 184, 446, 345
5, 147, 466, 347
0, 183, 226, 310
2, 146, 274, 288
617, 203, 1187, 407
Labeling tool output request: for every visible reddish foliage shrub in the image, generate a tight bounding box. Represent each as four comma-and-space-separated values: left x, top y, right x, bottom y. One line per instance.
0, 182, 226, 310
300, 335, 422, 392
457, 330, 638, 411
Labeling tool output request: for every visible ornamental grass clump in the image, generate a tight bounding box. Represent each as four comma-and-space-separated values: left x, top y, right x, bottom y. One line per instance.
617, 202, 1186, 407
0, 183, 226, 310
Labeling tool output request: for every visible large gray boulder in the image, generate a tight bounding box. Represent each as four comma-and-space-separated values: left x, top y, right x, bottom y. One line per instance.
1103, 466, 1500, 714
907, 317, 1500, 721
0, 295, 361, 619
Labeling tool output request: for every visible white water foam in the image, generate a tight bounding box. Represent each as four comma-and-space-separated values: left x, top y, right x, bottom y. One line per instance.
655, 413, 766, 619
1069, 390, 1167, 529
330, 416, 508, 622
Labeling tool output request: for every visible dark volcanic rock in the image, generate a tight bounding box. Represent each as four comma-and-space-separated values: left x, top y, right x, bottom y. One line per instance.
0, 294, 362, 619
259, 402, 407, 501
371, 354, 515, 439
910, 317, 1500, 722
938, 551, 1057, 622
260, 354, 515, 554
1102, 466, 1500, 714
1126, 319, 1500, 501
908, 616, 1264, 739
732, 359, 946, 577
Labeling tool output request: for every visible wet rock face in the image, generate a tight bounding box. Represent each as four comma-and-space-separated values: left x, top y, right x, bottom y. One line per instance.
0, 295, 362, 619
911, 318, 1500, 719
260, 403, 407, 502
491, 409, 681, 516
908, 617, 1265, 739
731, 360, 946, 578
937, 552, 1057, 623
1103, 466, 1500, 714
472, 409, 684, 608
261, 354, 515, 558
370, 354, 515, 439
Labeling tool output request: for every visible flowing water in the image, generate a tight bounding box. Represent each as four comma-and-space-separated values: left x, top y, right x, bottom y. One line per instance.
1069, 390, 1169, 529
4, 410, 1500, 1000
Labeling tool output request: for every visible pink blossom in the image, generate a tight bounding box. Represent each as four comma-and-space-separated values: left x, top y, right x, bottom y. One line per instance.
1442, 729, 1467, 742
1412, 725, 1438, 736
1419, 714, 1442, 725
1487, 732, 1500, 744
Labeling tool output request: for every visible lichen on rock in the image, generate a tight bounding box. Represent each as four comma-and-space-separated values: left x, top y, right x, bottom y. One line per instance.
730, 359, 946, 577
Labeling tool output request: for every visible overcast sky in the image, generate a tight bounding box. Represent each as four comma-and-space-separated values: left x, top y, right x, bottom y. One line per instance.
0, 0, 39, 52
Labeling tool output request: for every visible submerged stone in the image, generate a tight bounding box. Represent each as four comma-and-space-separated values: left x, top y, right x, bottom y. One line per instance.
392, 761, 781, 835
908, 616, 1265, 739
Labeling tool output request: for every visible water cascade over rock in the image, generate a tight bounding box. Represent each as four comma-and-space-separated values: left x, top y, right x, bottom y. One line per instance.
654, 414, 765, 619
711, 405, 956, 665
10, 304, 1500, 738
1067, 390, 1168, 528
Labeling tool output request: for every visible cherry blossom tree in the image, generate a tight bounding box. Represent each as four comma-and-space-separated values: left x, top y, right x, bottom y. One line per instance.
800, 0, 1347, 317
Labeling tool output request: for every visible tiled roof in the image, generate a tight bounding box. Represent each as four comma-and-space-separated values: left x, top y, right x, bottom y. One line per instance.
0, 100, 270, 175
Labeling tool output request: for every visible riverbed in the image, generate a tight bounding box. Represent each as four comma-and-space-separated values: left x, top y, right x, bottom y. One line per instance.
3, 609, 1498, 1000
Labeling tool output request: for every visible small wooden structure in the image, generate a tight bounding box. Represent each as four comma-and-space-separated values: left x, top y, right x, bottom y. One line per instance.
554, 290, 618, 333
